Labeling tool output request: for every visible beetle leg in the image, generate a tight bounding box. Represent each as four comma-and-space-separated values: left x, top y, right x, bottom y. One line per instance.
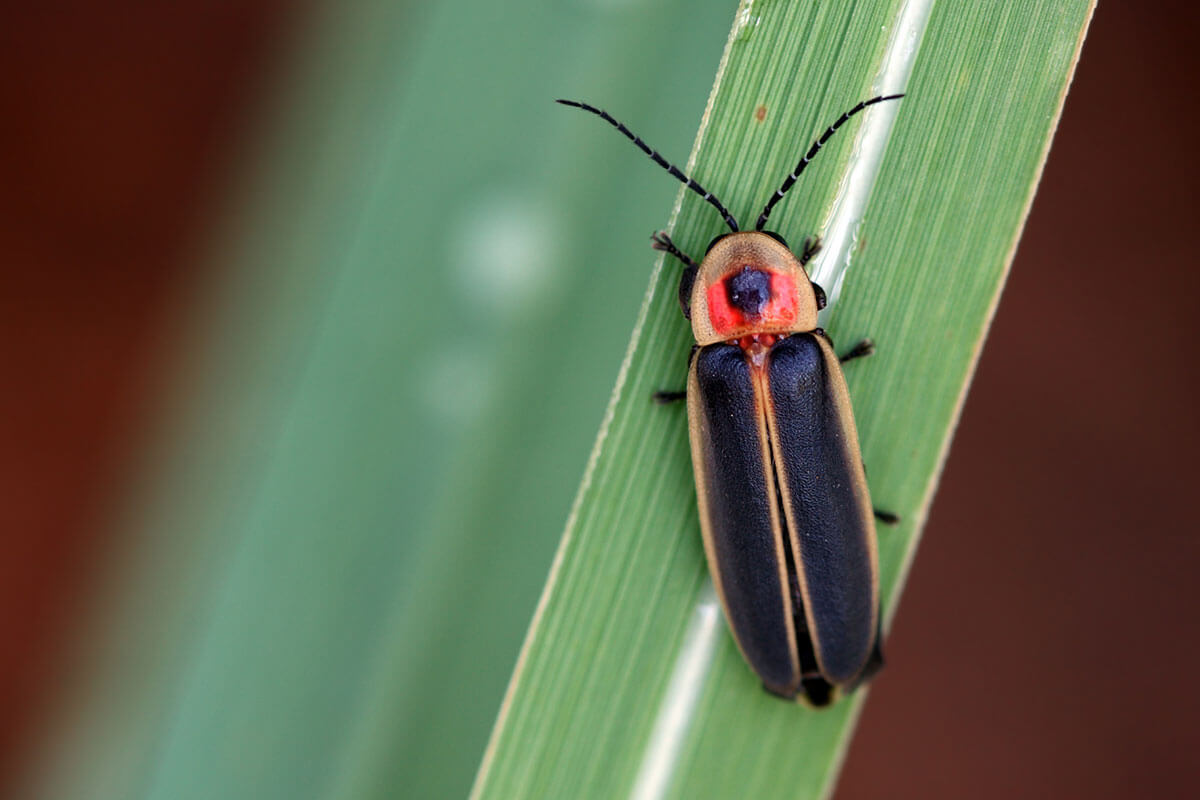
650, 231, 697, 267
862, 457, 898, 523
873, 509, 900, 525
652, 346, 700, 403
653, 389, 687, 404
799, 235, 822, 266
651, 231, 698, 320
839, 338, 876, 363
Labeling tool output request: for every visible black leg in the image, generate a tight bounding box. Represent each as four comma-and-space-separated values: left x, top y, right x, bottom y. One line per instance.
651, 232, 698, 321
651, 231, 696, 268
873, 509, 900, 525
800, 236, 822, 266
839, 338, 875, 363
653, 389, 687, 405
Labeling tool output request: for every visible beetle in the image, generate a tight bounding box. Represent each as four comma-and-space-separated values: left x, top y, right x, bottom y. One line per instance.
558, 94, 903, 705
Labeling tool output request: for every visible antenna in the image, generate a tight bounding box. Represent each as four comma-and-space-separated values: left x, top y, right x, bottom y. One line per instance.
557, 99, 740, 233
755, 94, 904, 232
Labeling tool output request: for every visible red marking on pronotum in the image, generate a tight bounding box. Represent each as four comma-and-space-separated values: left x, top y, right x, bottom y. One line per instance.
705, 272, 799, 336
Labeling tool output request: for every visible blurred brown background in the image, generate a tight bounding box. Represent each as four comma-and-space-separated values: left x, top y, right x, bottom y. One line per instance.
1, 2, 1196, 798
0, 3, 294, 791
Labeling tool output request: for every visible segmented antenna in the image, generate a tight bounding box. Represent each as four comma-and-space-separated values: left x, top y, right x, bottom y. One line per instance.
557, 99, 740, 233
755, 94, 904, 232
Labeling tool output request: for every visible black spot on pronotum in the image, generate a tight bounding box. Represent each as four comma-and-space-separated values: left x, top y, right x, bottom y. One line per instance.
727, 267, 772, 316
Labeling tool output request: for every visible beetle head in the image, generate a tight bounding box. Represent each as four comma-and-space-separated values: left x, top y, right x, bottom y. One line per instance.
689, 232, 819, 346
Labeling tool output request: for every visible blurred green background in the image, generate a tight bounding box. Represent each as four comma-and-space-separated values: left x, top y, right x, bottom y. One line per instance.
4, 2, 1199, 800
8, 1, 738, 798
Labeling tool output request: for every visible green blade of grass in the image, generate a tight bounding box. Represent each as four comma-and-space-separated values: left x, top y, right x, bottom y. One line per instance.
473, 1, 1095, 798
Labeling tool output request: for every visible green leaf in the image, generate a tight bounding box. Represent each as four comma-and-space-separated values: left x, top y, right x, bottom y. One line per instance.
471, 1, 1096, 799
